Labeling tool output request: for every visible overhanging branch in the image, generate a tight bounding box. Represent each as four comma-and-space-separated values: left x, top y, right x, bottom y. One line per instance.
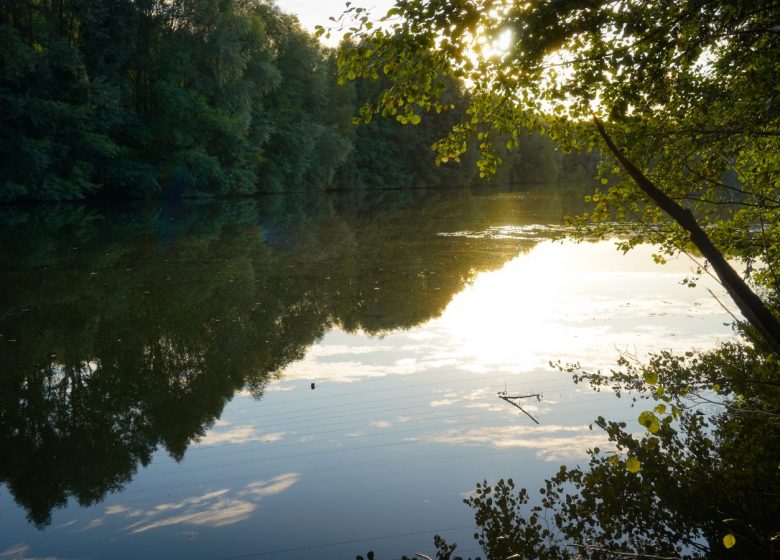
593, 116, 780, 355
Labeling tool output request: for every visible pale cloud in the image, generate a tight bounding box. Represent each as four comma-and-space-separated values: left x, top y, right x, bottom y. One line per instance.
238, 473, 300, 499
117, 474, 300, 535
73, 518, 104, 532
280, 342, 459, 383
293, 344, 387, 358
126, 498, 255, 534
150, 489, 231, 515
265, 383, 296, 392
0, 545, 30, 559
0, 544, 67, 560
404, 331, 439, 341
423, 425, 611, 461
281, 359, 393, 383
195, 426, 285, 447
429, 387, 497, 408
430, 398, 458, 407
464, 402, 506, 412
370, 420, 392, 428
105, 505, 129, 515
463, 388, 491, 401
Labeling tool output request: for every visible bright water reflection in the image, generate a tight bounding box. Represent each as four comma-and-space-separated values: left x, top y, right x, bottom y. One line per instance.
0, 190, 733, 559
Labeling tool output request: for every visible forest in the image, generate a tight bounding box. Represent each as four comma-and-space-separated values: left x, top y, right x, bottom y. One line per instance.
0, 0, 596, 200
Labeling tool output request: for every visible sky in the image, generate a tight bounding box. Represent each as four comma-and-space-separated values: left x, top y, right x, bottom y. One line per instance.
276, 0, 395, 43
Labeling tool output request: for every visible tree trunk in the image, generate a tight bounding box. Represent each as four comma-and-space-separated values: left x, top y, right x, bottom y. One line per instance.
593, 116, 780, 356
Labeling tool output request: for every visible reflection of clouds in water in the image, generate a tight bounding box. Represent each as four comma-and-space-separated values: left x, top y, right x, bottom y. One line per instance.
238, 474, 301, 499
104, 474, 300, 535
464, 402, 506, 412
281, 350, 458, 383
423, 425, 611, 461
0, 543, 72, 560
430, 398, 458, 407
429, 387, 493, 408
72, 518, 104, 532
105, 505, 144, 518
277, 241, 732, 384
125, 499, 253, 534
344, 431, 366, 438
404, 331, 439, 341
296, 344, 388, 357
423, 242, 732, 373
265, 383, 296, 392
195, 423, 285, 447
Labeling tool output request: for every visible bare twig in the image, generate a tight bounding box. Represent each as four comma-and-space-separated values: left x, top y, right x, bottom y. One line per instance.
706, 287, 741, 325
498, 390, 542, 424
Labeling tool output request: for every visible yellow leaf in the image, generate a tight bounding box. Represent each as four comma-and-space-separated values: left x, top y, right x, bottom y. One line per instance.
723, 533, 736, 549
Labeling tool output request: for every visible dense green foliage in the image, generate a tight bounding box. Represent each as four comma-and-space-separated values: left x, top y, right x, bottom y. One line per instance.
338, 0, 780, 317
0, 0, 596, 200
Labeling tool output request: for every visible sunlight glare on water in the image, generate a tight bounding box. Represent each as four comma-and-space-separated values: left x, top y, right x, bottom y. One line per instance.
284, 237, 732, 386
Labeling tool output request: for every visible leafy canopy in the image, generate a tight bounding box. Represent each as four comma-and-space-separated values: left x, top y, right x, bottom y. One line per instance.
338, 0, 780, 306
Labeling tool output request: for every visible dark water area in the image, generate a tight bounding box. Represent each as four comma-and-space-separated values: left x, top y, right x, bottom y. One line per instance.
0, 188, 733, 559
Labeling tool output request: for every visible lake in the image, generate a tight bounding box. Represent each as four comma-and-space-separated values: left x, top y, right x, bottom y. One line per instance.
0, 189, 734, 559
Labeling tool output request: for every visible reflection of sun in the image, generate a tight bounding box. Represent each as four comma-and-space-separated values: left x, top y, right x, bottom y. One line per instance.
433, 239, 731, 373
436, 241, 577, 370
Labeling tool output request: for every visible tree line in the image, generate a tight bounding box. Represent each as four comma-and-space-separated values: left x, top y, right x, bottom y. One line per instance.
0, 0, 597, 201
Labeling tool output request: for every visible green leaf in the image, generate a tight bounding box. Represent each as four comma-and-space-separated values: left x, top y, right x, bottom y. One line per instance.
643, 370, 658, 385
638, 411, 660, 433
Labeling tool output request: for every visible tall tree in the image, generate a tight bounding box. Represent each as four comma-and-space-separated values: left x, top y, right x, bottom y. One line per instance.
337, 0, 780, 351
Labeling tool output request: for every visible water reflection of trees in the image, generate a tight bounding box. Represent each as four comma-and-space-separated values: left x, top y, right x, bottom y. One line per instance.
0, 190, 572, 527
396, 343, 780, 560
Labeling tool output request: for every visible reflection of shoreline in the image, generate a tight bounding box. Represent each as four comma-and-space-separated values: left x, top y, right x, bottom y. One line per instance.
281, 239, 732, 389
0, 190, 546, 527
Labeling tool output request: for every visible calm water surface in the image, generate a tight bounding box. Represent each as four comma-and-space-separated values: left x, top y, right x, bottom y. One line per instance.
0, 190, 733, 559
